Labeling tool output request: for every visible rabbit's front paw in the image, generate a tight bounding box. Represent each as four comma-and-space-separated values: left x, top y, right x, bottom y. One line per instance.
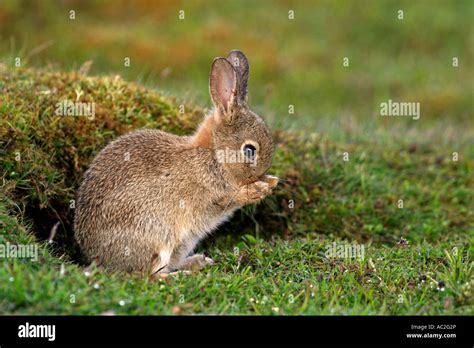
262, 175, 279, 189
240, 181, 272, 204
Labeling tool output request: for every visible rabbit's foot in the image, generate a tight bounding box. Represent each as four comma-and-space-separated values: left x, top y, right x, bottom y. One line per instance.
180, 254, 215, 271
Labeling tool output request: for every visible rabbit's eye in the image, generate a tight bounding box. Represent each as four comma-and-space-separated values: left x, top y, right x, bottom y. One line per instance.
243, 143, 257, 160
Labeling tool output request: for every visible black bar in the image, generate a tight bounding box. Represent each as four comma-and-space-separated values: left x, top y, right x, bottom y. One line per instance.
0, 315, 471, 346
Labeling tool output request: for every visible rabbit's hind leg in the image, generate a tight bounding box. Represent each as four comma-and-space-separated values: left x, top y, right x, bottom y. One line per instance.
166, 237, 214, 272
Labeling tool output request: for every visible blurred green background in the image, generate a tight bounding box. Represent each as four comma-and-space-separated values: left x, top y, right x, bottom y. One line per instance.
0, 0, 473, 139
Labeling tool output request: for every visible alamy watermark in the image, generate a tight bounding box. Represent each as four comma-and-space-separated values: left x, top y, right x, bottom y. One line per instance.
216, 147, 257, 167
325, 242, 365, 260
18, 322, 55, 341
0, 242, 38, 261
55, 99, 95, 120
380, 99, 420, 120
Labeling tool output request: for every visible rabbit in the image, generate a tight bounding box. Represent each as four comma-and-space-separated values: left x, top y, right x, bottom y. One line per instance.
74, 50, 278, 275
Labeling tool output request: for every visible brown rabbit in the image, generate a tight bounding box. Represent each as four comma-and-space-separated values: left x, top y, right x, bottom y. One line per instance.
74, 50, 278, 275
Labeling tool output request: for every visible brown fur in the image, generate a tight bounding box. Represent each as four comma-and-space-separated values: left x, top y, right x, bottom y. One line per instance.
192, 114, 216, 149
74, 50, 278, 274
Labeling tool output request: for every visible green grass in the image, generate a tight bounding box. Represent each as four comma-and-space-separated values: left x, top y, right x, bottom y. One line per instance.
1, 230, 472, 315
0, 0, 473, 315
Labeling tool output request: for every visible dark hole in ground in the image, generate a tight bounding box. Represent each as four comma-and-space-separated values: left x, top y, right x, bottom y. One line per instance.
24, 202, 88, 265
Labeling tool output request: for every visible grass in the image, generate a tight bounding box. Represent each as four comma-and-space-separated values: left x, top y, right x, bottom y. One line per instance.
0, 0, 473, 315
0, 65, 472, 315
1, 232, 472, 315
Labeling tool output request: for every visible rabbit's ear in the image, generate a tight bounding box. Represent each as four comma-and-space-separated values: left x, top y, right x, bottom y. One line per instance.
227, 50, 249, 101
210, 57, 238, 119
